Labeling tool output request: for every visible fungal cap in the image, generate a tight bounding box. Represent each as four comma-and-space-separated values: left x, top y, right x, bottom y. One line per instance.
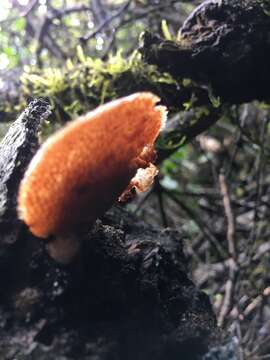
18, 92, 167, 242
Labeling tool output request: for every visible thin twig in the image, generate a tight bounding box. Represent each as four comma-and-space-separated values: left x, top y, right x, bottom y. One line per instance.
154, 178, 168, 228
248, 116, 269, 253
81, 0, 132, 43
219, 173, 237, 260
164, 188, 227, 259
218, 172, 240, 343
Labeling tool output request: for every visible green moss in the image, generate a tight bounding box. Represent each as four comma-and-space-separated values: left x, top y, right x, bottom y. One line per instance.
17, 47, 179, 127
0, 46, 216, 158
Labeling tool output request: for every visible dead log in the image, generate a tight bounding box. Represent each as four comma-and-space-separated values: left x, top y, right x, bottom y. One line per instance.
140, 0, 270, 103
0, 98, 51, 245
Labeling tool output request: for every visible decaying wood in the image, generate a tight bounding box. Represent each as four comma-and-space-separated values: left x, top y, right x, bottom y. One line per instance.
0, 98, 51, 245
140, 0, 270, 104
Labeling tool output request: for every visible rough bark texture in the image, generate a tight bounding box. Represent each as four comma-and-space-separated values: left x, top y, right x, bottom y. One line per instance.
0, 100, 220, 359
0, 211, 218, 360
0, 98, 51, 245
0, 99, 51, 296
140, 0, 270, 103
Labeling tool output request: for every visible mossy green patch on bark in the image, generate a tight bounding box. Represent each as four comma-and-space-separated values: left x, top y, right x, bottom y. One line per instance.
19, 48, 180, 125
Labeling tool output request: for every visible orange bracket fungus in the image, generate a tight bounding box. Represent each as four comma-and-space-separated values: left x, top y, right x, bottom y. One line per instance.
17, 92, 167, 263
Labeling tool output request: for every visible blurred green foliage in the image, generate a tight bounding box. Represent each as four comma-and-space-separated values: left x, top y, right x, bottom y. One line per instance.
0, 0, 192, 70
18, 48, 179, 123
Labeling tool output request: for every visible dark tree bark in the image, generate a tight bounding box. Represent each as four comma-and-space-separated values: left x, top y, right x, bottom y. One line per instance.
140, 0, 270, 104
0, 98, 51, 245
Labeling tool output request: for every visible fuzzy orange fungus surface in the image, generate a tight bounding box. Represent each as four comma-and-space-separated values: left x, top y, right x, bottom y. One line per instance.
18, 92, 167, 238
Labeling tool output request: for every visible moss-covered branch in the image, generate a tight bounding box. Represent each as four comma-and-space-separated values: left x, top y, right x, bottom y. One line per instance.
140, 0, 270, 104
0, 48, 216, 163
1, 50, 207, 122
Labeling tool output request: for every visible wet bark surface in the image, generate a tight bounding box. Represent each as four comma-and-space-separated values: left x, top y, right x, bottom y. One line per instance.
0, 98, 51, 243
140, 0, 270, 103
